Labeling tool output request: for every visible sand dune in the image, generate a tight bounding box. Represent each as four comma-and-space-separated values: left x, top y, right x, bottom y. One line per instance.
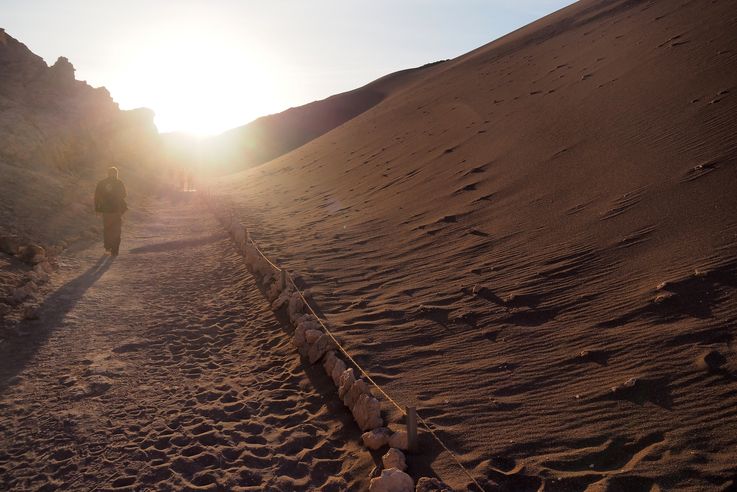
216, 0, 737, 489
167, 61, 448, 176
2, 0, 736, 489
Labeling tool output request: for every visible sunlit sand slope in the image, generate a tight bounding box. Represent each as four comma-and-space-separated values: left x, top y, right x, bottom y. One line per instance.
203, 61, 447, 174
219, 0, 737, 489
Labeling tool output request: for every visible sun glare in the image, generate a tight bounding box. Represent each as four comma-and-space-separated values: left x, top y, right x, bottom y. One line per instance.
113, 26, 287, 136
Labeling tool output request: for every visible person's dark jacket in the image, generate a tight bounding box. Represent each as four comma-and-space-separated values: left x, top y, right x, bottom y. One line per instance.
94, 177, 127, 214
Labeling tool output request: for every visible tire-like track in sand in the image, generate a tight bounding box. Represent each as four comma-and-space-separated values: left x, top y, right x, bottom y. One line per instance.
0, 194, 369, 491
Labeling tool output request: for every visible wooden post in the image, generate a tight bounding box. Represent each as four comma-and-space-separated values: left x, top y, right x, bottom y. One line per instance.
280, 269, 287, 290
407, 406, 418, 452
245, 227, 250, 244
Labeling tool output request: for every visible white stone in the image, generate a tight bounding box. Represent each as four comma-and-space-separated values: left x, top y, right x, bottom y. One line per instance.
11, 284, 31, 304
382, 448, 406, 471
369, 468, 414, 492
353, 393, 383, 431
288, 293, 304, 324
415, 477, 452, 492
39, 261, 54, 274
22, 305, 39, 320
345, 378, 369, 409
266, 282, 280, 302
297, 317, 321, 332
388, 430, 409, 451
294, 324, 308, 345
323, 350, 338, 375
272, 290, 291, 311
304, 329, 323, 345
338, 368, 356, 399
32, 264, 50, 284
308, 334, 334, 364
361, 427, 392, 450
244, 245, 259, 265
331, 359, 347, 387
262, 271, 275, 286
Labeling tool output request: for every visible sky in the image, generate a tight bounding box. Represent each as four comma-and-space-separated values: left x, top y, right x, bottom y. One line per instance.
3, 1, 574, 135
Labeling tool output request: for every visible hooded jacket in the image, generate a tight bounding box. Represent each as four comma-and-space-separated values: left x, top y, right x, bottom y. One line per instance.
94, 177, 127, 214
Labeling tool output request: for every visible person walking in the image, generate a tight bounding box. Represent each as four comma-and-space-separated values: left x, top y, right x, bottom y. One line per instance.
94, 166, 127, 256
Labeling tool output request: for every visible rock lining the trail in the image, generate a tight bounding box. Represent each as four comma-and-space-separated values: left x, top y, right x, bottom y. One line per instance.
369, 467, 414, 492
415, 477, 453, 491
18, 244, 46, 265
362, 427, 392, 450
389, 430, 410, 451
240, 237, 388, 435
223, 211, 427, 488
2, 238, 59, 335
383, 448, 407, 471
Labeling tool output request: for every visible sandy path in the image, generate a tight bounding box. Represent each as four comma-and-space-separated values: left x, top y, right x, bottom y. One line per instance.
0, 193, 369, 491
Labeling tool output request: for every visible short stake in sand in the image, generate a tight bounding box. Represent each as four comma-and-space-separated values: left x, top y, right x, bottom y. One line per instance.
406, 406, 418, 453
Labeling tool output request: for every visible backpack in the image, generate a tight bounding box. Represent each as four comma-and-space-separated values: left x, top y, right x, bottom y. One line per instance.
96, 178, 126, 213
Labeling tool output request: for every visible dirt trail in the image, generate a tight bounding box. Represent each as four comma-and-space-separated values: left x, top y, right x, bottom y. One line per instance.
0, 193, 370, 491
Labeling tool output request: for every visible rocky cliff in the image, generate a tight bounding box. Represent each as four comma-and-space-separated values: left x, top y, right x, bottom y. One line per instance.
0, 29, 164, 332
0, 28, 158, 173
0, 29, 162, 244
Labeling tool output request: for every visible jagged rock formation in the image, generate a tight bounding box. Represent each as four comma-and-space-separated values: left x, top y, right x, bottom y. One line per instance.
0, 28, 158, 172
0, 27, 165, 331
0, 29, 164, 334
0, 29, 161, 245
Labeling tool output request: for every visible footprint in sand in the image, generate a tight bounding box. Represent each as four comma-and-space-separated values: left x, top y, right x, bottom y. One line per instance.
696, 349, 727, 373
111, 341, 146, 353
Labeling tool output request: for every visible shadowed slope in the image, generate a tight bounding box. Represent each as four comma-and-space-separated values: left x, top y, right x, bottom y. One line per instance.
172, 61, 448, 175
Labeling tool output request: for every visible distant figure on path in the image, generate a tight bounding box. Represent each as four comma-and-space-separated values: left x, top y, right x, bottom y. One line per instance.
185, 170, 194, 191
94, 166, 127, 256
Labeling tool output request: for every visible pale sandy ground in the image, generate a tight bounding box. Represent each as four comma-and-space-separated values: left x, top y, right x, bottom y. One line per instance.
0, 193, 372, 491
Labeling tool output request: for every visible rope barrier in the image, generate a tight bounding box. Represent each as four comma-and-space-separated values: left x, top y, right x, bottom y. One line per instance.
246, 230, 283, 273
289, 275, 485, 492
211, 195, 485, 492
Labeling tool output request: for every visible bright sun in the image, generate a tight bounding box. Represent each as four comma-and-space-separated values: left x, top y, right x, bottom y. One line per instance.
113, 26, 287, 136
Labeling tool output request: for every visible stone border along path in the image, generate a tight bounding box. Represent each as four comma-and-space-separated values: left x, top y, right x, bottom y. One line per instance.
206, 193, 485, 492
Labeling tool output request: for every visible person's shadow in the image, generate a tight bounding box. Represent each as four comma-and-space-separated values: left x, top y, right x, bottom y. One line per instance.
0, 255, 114, 393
